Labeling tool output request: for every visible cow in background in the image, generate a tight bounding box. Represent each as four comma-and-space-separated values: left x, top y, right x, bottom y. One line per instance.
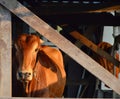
96, 42, 114, 74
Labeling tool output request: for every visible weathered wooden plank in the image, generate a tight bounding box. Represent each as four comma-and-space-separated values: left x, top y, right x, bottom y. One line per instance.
1, 0, 120, 95
0, 5, 11, 96
70, 31, 120, 67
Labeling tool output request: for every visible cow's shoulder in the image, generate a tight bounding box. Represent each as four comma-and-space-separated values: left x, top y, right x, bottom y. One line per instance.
38, 46, 65, 77
40, 46, 63, 63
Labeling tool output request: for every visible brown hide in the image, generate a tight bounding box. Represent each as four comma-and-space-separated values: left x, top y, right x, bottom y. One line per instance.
12, 34, 66, 97
96, 42, 114, 74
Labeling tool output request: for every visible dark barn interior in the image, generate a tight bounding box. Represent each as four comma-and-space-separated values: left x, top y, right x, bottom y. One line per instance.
11, 0, 120, 98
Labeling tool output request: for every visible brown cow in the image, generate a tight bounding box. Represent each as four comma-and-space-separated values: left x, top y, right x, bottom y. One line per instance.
96, 42, 114, 74
12, 34, 66, 97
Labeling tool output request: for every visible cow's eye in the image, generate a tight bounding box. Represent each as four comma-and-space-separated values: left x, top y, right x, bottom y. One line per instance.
35, 48, 38, 52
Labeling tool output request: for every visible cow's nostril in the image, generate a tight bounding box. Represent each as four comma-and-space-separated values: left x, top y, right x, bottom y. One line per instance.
18, 72, 23, 78
25, 72, 31, 77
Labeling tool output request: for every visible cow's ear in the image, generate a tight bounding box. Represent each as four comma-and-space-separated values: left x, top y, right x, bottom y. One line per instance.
38, 39, 44, 50
40, 39, 44, 44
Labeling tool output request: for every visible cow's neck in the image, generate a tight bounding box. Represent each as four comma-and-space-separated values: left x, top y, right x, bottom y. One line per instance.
22, 81, 30, 96
26, 59, 48, 97
23, 58, 38, 97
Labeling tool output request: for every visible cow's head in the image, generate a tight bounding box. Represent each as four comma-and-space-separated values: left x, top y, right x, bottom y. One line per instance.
14, 34, 41, 83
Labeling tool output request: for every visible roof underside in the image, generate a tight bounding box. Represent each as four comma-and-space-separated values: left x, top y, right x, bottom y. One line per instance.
16, 0, 120, 26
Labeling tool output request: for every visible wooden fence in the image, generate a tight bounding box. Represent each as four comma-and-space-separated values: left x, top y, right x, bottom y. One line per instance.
0, 0, 120, 98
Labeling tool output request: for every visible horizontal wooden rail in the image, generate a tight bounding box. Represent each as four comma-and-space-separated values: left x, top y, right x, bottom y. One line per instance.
1, 0, 120, 95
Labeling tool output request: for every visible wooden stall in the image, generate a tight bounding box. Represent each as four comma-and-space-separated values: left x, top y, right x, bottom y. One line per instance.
0, 0, 120, 98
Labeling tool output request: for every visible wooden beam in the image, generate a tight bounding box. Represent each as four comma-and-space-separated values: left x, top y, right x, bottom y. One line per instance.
1, 0, 120, 95
0, 5, 11, 97
70, 31, 120, 67
88, 4, 120, 13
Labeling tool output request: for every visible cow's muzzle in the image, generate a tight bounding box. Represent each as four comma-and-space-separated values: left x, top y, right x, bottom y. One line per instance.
17, 71, 33, 82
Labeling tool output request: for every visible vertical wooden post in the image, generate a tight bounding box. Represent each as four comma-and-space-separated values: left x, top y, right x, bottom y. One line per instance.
0, 5, 11, 97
